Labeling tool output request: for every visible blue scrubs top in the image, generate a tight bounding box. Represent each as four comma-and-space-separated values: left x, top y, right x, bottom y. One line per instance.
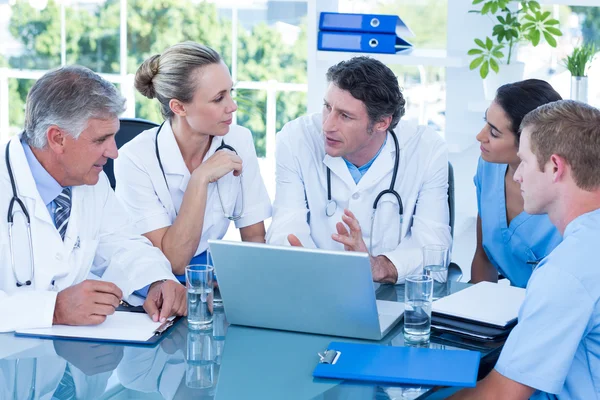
495, 208, 600, 399
474, 158, 562, 288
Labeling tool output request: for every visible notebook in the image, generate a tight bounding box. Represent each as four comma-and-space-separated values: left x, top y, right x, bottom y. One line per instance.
432, 282, 526, 328
313, 341, 480, 387
15, 312, 179, 345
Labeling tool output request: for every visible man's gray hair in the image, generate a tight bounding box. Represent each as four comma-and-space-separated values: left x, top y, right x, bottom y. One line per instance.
23, 65, 126, 149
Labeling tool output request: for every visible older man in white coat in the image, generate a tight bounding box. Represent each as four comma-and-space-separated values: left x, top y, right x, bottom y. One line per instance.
0, 66, 186, 333
266, 57, 451, 284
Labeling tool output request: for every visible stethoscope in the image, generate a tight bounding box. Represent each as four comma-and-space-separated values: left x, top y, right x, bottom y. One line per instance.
5, 143, 35, 287
325, 129, 403, 254
155, 122, 244, 221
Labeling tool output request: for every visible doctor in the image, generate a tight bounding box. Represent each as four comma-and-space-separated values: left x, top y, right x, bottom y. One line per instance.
0, 66, 186, 333
266, 57, 451, 283
451, 101, 600, 399
115, 41, 271, 280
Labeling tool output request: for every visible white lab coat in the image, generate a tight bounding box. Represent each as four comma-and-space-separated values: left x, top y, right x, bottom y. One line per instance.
114, 121, 271, 256
266, 113, 451, 283
0, 135, 177, 333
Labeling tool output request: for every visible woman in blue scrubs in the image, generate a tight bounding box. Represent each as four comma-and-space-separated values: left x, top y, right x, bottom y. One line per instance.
471, 79, 563, 288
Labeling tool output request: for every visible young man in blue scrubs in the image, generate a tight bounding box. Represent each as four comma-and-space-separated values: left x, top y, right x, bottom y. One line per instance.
452, 100, 600, 399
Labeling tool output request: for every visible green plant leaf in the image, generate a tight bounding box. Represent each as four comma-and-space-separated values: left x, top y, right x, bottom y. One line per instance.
523, 14, 536, 22
486, 36, 493, 50
490, 3, 498, 13
530, 29, 541, 46
475, 38, 486, 48
468, 48, 484, 55
490, 58, 500, 73
540, 11, 551, 21
545, 26, 562, 36
472, 0, 485, 4
480, 61, 490, 79
543, 31, 557, 47
529, 1, 541, 11
521, 22, 535, 31
493, 51, 505, 58
497, 15, 506, 24
481, 2, 491, 14
470, 56, 485, 70
545, 19, 560, 25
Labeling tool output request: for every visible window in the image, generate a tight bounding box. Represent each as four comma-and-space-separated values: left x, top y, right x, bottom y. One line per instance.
518, 5, 600, 107
0, 0, 308, 157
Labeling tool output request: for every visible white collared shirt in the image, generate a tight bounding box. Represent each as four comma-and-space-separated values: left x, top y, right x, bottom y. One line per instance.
114, 120, 272, 257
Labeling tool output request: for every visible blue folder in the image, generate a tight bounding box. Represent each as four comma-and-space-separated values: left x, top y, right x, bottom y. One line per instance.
313, 342, 481, 387
318, 31, 412, 54
319, 12, 414, 39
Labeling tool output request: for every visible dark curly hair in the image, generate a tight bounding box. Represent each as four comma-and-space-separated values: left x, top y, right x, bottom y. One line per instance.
326, 56, 405, 130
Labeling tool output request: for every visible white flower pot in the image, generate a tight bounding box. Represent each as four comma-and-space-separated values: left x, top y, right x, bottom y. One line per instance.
570, 76, 588, 104
483, 62, 526, 101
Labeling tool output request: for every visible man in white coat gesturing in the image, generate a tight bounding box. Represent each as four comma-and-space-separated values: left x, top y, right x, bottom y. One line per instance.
266, 57, 451, 284
0, 66, 186, 332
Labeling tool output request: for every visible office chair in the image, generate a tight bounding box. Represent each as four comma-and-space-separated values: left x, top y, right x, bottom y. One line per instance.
104, 117, 159, 189
447, 161, 463, 281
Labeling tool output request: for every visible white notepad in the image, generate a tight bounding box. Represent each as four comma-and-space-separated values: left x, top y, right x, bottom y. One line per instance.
16, 312, 165, 343
432, 282, 526, 328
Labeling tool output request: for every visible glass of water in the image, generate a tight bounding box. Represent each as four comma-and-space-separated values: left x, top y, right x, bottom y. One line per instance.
403, 274, 434, 344
186, 329, 215, 389
422, 244, 449, 300
186, 264, 214, 329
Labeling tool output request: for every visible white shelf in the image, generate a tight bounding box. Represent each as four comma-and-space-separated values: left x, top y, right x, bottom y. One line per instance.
316, 49, 464, 68
539, 0, 600, 5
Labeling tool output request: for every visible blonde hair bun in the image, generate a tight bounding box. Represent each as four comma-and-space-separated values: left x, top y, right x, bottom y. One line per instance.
134, 54, 161, 99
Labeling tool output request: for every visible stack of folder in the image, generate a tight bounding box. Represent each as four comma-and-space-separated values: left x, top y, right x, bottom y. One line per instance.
317, 12, 415, 55
431, 282, 526, 342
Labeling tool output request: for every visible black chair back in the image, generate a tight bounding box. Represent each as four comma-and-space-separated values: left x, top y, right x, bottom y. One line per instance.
448, 161, 455, 238
104, 118, 159, 189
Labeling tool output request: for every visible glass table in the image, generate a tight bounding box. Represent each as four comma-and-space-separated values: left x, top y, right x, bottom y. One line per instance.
0, 282, 504, 400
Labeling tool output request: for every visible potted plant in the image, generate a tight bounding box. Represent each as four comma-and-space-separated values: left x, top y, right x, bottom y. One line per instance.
467, 0, 563, 99
563, 44, 596, 104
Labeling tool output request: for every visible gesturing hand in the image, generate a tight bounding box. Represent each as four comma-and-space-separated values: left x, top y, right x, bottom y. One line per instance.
331, 209, 369, 253
144, 280, 187, 323
53, 280, 123, 326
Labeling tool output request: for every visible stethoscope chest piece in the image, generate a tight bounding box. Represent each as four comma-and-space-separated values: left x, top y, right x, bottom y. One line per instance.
325, 200, 337, 217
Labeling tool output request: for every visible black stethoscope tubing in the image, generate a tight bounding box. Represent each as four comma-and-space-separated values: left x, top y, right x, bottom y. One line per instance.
326, 129, 403, 217
5, 141, 35, 287
154, 122, 242, 220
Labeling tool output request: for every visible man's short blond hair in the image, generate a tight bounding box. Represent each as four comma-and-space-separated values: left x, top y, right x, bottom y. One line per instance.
520, 100, 600, 191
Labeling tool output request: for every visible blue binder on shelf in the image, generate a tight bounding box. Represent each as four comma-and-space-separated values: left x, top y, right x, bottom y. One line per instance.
313, 341, 481, 387
318, 31, 412, 55
319, 12, 415, 39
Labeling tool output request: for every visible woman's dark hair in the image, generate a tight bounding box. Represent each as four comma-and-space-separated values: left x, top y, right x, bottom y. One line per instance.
326, 56, 405, 130
495, 79, 562, 144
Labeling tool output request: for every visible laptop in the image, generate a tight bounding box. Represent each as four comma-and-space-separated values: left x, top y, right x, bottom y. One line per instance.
208, 240, 404, 340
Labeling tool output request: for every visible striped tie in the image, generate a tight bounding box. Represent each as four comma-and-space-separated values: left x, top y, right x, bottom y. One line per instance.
54, 187, 72, 241
52, 364, 76, 400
